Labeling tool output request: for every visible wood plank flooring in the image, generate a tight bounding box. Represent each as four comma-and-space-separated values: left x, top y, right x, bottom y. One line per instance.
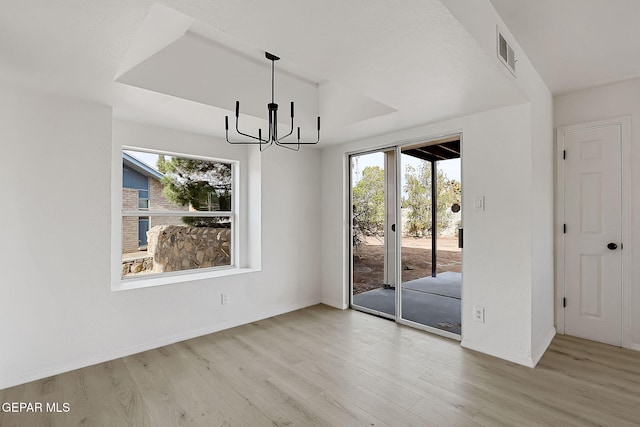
1, 304, 639, 426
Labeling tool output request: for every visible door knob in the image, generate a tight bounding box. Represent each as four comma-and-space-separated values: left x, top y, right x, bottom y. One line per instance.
607, 243, 618, 250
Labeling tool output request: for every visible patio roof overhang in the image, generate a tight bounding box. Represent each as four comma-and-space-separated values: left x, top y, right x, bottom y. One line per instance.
402, 138, 460, 162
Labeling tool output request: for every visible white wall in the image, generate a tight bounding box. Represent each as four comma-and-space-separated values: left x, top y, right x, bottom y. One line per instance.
0, 0, 559, 385
321, 0, 555, 367
321, 105, 537, 365
0, 85, 322, 389
440, 0, 555, 364
555, 77, 640, 350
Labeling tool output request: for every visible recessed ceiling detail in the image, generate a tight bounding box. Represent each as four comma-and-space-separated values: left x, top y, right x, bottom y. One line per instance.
116, 5, 397, 132
2, 0, 531, 145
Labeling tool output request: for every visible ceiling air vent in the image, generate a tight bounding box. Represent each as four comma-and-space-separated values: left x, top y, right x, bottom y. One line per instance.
497, 27, 516, 75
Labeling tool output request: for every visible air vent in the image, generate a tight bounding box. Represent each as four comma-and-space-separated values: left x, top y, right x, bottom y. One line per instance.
497, 28, 516, 75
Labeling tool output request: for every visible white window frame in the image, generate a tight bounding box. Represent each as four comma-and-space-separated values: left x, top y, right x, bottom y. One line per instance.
113, 146, 251, 291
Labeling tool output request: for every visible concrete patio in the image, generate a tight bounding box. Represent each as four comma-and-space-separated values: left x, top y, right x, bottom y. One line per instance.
352, 271, 461, 335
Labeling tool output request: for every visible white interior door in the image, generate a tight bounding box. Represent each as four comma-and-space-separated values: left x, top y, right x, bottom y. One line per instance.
563, 124, 622, 346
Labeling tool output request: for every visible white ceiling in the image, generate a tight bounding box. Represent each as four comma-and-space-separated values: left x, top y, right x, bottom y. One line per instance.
0, 0, 528, 146
489, 0, 640, 95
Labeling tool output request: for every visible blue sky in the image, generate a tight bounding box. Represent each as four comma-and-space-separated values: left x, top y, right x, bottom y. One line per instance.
124, 150, 165, 170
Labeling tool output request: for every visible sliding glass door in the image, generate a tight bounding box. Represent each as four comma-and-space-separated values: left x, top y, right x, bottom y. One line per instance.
350, 137, 462, 340
399, 145, 461, 338
350, 149, 397, 319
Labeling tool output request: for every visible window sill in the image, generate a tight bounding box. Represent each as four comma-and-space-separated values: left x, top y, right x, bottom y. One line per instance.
112, 266, 261, 291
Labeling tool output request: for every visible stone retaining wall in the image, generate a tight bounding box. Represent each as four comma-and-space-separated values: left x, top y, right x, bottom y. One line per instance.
147, 225, 231, 273
122, 256, 154, 276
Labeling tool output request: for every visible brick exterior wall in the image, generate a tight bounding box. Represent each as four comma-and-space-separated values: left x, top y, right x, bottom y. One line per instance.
149, 178, 188, 229
150, 178, 187, 211
122, 188, 140, 253
122, 177, 189, 254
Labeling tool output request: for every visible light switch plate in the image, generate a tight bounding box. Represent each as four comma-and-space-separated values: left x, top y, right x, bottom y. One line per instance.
474, 196, 485, 211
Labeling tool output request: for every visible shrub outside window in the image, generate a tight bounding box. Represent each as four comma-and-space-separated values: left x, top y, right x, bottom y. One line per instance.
121, 149, 234, 278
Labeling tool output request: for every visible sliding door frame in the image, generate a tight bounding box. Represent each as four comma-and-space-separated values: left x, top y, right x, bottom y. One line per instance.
396, 136, 462, 341
348, 133, 463, 342
349, 146, 397, 320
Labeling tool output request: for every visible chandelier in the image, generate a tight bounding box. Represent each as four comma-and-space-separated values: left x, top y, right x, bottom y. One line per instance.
225, 52, 320, 151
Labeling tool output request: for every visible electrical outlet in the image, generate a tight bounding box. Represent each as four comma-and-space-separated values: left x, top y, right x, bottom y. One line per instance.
221, 293, 229, 305
474, 306, 485, 323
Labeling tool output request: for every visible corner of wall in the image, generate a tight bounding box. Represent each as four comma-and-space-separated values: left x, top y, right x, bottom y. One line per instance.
320, 146, 349, 309
531, 327, 556, 367
461, 339, 536, 368
246, 146, 262, 269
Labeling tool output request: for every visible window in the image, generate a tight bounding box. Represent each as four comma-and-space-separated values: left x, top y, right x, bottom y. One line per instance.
121, 149, 235, 278
138, 189, 149, 210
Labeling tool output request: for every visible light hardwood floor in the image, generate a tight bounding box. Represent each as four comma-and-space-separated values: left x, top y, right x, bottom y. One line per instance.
1, 304, 640, 426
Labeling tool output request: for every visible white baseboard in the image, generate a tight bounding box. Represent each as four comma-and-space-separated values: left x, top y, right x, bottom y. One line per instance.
0, 298, 321, 391
531, 327, 556, 367
321, 296, 348, 310
461, 339, 536, 368
461, 327, 556, 368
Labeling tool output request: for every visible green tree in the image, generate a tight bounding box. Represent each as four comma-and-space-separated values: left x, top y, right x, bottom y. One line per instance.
403, 162, 460, 237
403, 164, 429, 237
157, 155, 232, 227
352, 166, 385, 239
